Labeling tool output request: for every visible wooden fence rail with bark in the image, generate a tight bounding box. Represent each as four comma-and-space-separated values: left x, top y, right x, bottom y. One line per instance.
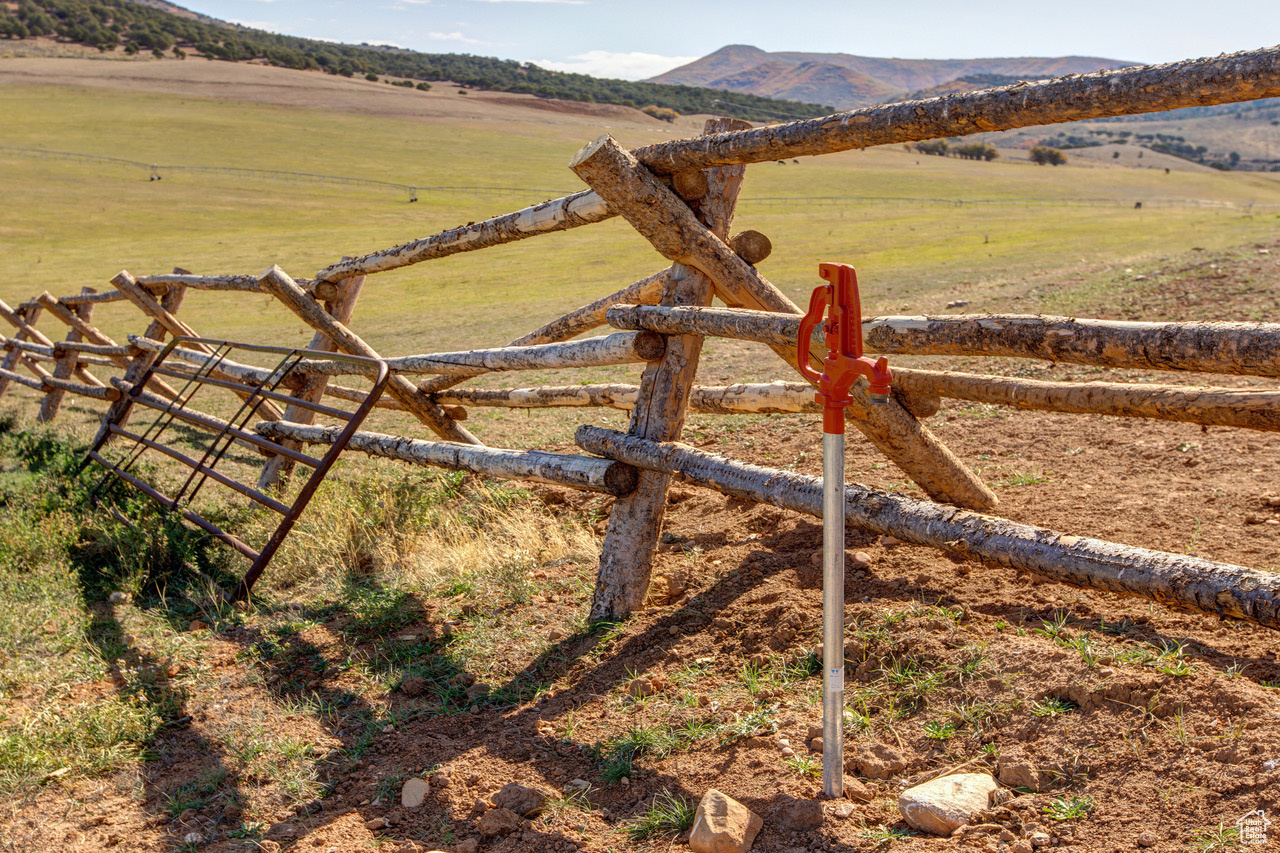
2, 45, 1278, 627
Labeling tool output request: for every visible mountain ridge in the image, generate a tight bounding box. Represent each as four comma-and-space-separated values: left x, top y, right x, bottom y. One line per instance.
648, 44, 1135, 108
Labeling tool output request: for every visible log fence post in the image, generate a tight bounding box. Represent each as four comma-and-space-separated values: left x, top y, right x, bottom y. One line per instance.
38, 288, 96, 422
569, 133, 997, 511
0, 301, 43, 399
582, 117, 749, 620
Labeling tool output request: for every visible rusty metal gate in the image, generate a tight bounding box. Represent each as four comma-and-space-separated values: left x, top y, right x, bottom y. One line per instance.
84, 337, 390, 600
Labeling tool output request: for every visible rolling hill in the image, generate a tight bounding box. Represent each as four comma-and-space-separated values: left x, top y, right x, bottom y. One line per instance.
0, 0, 832, 122
647, 44, 1134, 108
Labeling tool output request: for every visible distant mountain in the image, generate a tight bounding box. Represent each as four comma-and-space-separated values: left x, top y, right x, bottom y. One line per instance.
648, 45, 1135, 108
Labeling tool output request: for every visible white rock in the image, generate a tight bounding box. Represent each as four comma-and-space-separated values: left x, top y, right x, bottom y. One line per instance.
898, 773, 1000, 836
401, 777, 431, 808
689, 789, 763, 853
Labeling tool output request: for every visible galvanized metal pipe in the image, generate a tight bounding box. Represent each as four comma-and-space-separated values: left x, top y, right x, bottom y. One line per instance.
822, 430, 845, 798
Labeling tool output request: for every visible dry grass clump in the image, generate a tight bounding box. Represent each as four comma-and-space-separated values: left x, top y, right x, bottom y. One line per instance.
259, 459, 599, 603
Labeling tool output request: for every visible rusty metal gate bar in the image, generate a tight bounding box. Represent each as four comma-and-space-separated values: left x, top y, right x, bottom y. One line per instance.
84, 336, 391, 600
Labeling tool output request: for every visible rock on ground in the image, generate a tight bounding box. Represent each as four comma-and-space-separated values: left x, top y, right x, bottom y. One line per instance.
401, 777, 431, 809
477, 807, 521, 837
850, 742, 908, 780
898, 773, 1000, 836
491, 782, 547, 817
777, 797, 822, 831
690, 789, 763, 853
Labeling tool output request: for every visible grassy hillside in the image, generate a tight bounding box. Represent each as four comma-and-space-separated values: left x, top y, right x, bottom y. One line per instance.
0, 0, 830, 121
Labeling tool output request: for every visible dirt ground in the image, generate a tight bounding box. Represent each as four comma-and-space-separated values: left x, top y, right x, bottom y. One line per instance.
2, 240, 1279, 853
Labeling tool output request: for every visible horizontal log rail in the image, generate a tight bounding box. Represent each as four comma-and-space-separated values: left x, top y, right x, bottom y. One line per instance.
576, 426, 1280, 629
41, 375, 121, 401
315, 190, 611, 283
0, 366, 45, 392
314, 45, 1279, 284
258, 421, 638, 497
608, 305, 1280, 378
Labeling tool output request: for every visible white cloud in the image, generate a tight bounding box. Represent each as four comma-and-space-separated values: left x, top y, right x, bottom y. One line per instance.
429, 31, 483, 44
531, 50, 698, 80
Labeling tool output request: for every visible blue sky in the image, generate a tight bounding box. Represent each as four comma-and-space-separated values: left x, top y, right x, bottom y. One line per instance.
189, 0, 1279, 80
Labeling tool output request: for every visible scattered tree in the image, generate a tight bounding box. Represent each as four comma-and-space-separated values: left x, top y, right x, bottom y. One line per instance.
915, 139, 949, 157
1029, 145, 1067, 166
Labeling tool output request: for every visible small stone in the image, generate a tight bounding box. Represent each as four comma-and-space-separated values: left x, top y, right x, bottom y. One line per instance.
851, 742, 908, 780
743, 736, 775, 749
454, 840, 479, 853
223, 805, 242, 820
188, 620, 208, 632
809, 736, 824, 754
178, 808, 197, 822
564, 779, 591, 793
547, 627, 564, 641
430, 772, 450, 789
689, 789, 763, 853
810, 552, 822, 566
806, 724, 824, 742
1246, 513, 1265, 524
401, 778, 431, 809
850, 551, 873, 570
108, 592, 131, 605
1136, 831, 1158, 848
182, 833, 203, 844
627, 678, 655, 699
477, 807, 520, 837
996, 753, 1045, 792
780, 747, 795, 757
833, 802, 855, 818
365, 817, 388, 831
779, 797, 822, 831
777, 738, 790, 748
844, 777, 874, 804
880, 536, 901, 548
1029, 832, 1051, 848
491, 782, 547, 817
947, 300, 970, 309
400, 677, 426, 697
1011, 842, 1033, 853
898, 773, 1000, 836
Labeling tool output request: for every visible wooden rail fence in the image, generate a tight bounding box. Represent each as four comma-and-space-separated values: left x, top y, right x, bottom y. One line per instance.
4, 45, 1280, 627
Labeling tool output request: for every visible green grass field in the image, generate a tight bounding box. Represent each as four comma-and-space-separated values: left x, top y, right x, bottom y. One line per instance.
4, 82, 1280, 353
2, 76, 1279, 443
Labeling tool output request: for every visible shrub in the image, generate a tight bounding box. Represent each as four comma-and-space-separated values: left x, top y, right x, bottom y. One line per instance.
1029, 145, 1067, 166
642, 105, 679, 123
915, 139, 949, 156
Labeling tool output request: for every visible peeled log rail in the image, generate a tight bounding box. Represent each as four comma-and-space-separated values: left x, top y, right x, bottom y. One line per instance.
270, 332, 666, 378
257, 421, 638, 497
435, 381, 816, 414
863, 315, 1280, 378
315, 189, 611, 283
313, 46, 1279, 284
41, 374, 121, 401
577, 426, 1280, 629
416, 272, 670, 397
632, 46, 1280, 175
609, 305, 1280, 379
571, 134, 997, 511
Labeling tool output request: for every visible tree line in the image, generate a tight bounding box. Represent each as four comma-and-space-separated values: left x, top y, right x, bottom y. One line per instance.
0, 0, 834, 123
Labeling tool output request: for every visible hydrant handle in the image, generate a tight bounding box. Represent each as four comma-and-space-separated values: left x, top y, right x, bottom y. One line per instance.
797, 285, 829, 385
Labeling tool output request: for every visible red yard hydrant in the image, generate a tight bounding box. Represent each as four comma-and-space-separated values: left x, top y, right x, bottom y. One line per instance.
798, 262, 890, 798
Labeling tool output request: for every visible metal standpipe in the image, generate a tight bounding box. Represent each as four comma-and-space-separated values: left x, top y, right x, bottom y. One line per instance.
797, 262, 892, 801
821, 430, 846, 798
